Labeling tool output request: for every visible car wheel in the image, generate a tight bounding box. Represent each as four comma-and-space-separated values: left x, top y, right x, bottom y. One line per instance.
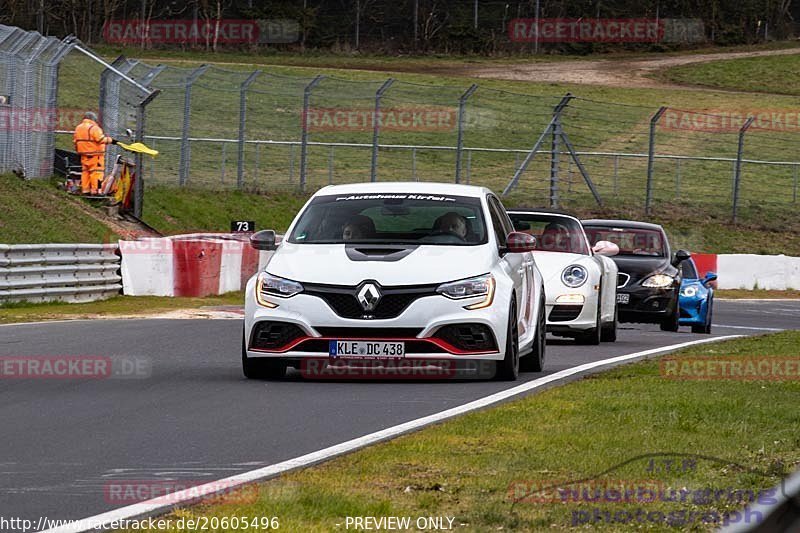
576, 305, 601, 345
242, 331, 287, 380
521, 291, 546, 372
495, 298, 520, 381
600, 302, 618, 342
692, 298, 713, 334
660, 304, 680, 332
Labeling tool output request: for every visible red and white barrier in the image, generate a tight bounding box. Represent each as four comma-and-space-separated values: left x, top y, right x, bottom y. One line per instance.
119, 237, 799, 297
120, 234, 270, 297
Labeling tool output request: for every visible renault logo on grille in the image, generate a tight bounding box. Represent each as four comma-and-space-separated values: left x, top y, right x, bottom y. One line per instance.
357, 283, 381, 311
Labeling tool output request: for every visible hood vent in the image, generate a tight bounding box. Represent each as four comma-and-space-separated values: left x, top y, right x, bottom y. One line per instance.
345, 245, 417, 262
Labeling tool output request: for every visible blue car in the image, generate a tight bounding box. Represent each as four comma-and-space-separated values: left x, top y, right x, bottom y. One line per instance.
678, 257, 717, 334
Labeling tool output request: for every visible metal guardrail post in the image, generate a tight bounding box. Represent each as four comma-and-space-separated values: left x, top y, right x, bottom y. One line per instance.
299, 75, 324, 192
370, 78, 394, 182
455, 84, 478, 184
732, 117, 754, 223
237, 70, 261, 190
502, 93, 573, 197
178, 65, 209, 187
645, 106, 668, 216
134, 89, 161, 219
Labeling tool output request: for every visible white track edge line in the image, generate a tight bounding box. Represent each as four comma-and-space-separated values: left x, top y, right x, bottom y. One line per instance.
42, 335, 743, 533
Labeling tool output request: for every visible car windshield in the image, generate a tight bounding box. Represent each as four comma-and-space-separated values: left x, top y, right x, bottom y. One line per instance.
288, 193, 488, 246
681, 259, 699, 279
584, 225, 667, 257
508, 213, 589, 255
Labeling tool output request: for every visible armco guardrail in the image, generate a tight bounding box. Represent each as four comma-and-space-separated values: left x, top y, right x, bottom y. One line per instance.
0, 244, 122, 304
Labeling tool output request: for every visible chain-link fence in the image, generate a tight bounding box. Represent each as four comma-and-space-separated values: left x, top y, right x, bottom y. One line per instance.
86, 59, 800, 226
0, 24, 74, 178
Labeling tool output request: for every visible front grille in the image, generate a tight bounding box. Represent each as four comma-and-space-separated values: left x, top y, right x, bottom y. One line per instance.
304, 282, 438, 320
434, 324, 498, 352
314, 327, 423, 338
549, 305, 583, 322
250, 321, 305, 350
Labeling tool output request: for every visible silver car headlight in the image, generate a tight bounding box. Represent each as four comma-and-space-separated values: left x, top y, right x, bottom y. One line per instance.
256, 272, 304, 308
681, 285, 698, 297
562, 265, 588, 288
437, 274, 495, 310
642, 274, 675, 288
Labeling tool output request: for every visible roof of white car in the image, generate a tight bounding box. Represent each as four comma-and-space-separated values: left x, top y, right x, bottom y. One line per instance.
314, 182, 491, 198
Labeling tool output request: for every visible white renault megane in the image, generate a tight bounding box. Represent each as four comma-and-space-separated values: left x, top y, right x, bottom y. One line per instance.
243, 183, 546, 381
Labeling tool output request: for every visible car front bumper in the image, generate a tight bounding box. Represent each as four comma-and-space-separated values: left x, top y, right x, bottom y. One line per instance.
545, 301, 599, 335
617, 286, 678, 324
678, 295, 707, 325
244, 281, 512, 363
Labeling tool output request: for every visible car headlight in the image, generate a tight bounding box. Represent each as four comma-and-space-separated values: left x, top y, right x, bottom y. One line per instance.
256, 272, 304, 308
642, 274, 675, 288
562, 265, 588, 288
437, 274, 495, 310
681, 286, 698, 297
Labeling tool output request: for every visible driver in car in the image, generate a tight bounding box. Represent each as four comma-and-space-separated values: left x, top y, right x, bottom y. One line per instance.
434, 212, 469, 239
342, 215, 376, 241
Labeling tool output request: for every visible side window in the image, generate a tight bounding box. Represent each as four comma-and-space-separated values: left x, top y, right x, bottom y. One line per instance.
486, 196, 511, 248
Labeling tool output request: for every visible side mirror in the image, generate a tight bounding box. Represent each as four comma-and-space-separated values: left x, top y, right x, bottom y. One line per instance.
250, 229, 277, 251
673, 249, 691, 266
592, 240, 619, 257
505, 231, 537, 253
703, 272, 718, 286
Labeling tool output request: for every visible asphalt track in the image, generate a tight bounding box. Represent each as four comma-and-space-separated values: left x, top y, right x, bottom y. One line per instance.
1, 299, 798, 529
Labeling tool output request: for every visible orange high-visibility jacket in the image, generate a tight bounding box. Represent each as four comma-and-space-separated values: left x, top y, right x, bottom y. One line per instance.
73, 119, 112, 156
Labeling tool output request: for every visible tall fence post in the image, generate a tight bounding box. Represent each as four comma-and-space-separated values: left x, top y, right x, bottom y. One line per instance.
502, 93, 573, 197
370, 78, 394, 182
732, 116, 754, 223
645, 106, 667, 215
549, 112, 562, 208
237, 70, 261, 190
548, 95, 574, 207
178, 65, 208, 187
133, 89, 161, 219
455, 84, 478, 184
299, 75, 324, 192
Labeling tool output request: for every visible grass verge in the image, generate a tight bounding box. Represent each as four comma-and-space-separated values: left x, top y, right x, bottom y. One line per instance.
716, 289, 800, 299
0, 292, 243, 324
658, 53, 800, 95
141, 186, 307, 236
0, 174, 115, 243
118, 331, 800, 532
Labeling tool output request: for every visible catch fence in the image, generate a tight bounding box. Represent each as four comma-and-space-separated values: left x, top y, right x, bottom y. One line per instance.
76, 59, 800, 226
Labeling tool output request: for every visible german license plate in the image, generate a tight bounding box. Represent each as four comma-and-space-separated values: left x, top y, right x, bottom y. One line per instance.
617, 293, 630, 304
329, 340, 406, 359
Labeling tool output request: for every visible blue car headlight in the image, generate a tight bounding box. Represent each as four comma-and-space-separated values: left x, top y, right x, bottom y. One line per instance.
681, 285, 698, 298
